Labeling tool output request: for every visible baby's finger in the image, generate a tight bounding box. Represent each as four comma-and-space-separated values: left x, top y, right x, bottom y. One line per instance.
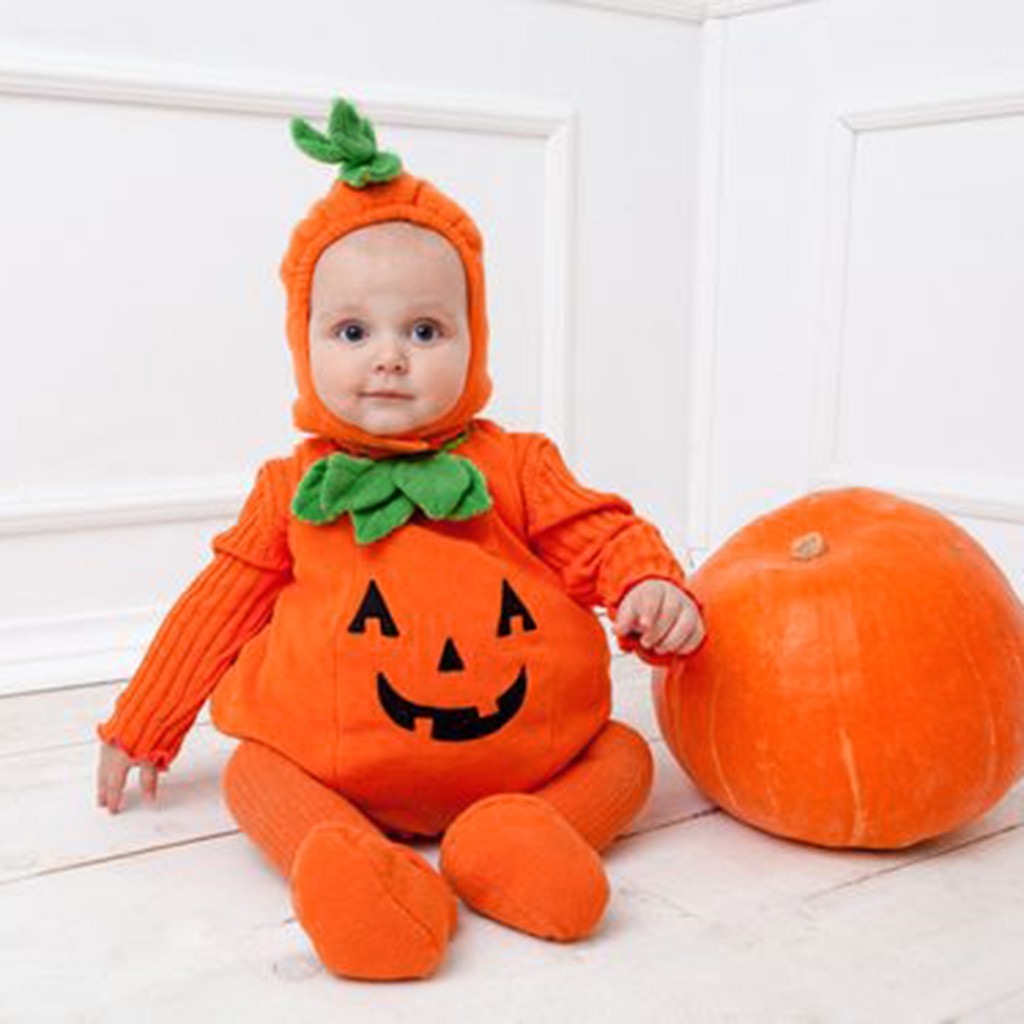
630, 585, 663, 630
95, 756, 108, 808
103, 761, 130, 814
679, 613, 707, 654
641, 606, 676, 649
97, 764, 111, 809
652, 611, 697, 654
613, 593, 643, 636
637, 589, 668, 646
140, 763, 159, 802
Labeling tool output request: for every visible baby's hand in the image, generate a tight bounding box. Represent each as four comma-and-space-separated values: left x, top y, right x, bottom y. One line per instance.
96, 741, 160, 814
613, 579, 706, 658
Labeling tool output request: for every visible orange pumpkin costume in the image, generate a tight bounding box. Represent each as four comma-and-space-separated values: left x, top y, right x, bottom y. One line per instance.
97, 99, 692, 980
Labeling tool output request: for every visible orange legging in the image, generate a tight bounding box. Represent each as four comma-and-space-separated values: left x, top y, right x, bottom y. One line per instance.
222, 720, 653, 981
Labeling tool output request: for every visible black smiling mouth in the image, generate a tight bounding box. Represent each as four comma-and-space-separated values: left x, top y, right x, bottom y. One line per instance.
377, 667, 528, 742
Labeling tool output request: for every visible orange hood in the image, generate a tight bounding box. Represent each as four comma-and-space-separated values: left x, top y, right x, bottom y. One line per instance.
280, 165, 492, 458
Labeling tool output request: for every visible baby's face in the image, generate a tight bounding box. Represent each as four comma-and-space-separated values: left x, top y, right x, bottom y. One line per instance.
308, 222, 470, 437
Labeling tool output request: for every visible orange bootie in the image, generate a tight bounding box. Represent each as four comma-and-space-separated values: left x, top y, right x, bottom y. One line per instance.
291, 823, 458, 981
439, 794, 609, 941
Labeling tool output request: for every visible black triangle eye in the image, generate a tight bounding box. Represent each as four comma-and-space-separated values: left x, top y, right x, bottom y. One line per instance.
498, 579, 537, 637
348, 579, 399, 637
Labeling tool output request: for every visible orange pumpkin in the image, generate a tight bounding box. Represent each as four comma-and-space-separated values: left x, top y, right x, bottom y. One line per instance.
653, 487, 1024, 849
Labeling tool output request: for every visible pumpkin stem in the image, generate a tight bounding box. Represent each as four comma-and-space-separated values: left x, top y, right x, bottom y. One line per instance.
791, 531, 827, 561
290, 97, 404, 188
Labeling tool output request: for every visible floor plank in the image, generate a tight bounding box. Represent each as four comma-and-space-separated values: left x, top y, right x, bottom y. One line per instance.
3, 660, 1023, 1022
959, 985, 1024, 1024
0, 723, 234, 886
0, 679, 132, 758
5, 787, 1023, 1023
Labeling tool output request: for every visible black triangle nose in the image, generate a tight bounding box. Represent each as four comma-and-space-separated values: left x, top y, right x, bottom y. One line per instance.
438, 637, 464, 672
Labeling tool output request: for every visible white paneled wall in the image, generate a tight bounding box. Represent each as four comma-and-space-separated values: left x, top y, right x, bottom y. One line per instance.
0, 0, 701, 693
2, 0, 1022, 693
691, 0, 1024, 593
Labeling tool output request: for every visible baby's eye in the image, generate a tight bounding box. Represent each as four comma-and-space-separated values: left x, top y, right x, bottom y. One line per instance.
412, 321, 441, 343
336, 323, 366, 343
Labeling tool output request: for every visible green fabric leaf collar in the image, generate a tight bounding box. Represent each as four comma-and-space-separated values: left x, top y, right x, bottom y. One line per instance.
290, 97, 403, 188
292, 432, 492, 544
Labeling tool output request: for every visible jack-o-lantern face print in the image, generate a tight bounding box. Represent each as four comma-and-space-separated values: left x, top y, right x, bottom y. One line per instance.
347, 577, 537, 742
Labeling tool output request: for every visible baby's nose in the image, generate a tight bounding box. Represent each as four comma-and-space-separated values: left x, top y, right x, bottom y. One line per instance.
374, 340, 408, 373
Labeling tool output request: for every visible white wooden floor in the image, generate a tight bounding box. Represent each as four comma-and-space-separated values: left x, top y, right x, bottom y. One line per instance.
3, 652, 1024, 1024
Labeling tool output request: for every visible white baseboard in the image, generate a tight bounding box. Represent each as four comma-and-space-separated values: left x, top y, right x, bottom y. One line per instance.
0, 606, 164, 696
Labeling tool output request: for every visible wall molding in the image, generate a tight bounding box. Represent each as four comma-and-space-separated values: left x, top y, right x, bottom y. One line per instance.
686, 19, 727, 555
840, 90, 1024, 134
546, 0, 811, 22
813, 464, 1024, 526
553, 0, 703, 20
704, 0, 811, 17
0, 473, 250, 537
0, 53, 575, 138
0, 52, 578, 536
810, 89, 1024, 526
0, 605, 164, 696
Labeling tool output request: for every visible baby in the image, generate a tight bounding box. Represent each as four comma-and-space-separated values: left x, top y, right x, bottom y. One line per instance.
95, 98, 705, 982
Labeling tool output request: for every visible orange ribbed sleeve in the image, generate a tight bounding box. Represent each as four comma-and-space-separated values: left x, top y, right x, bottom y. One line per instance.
95, 459, 295, 768
517, 434, 689, 616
